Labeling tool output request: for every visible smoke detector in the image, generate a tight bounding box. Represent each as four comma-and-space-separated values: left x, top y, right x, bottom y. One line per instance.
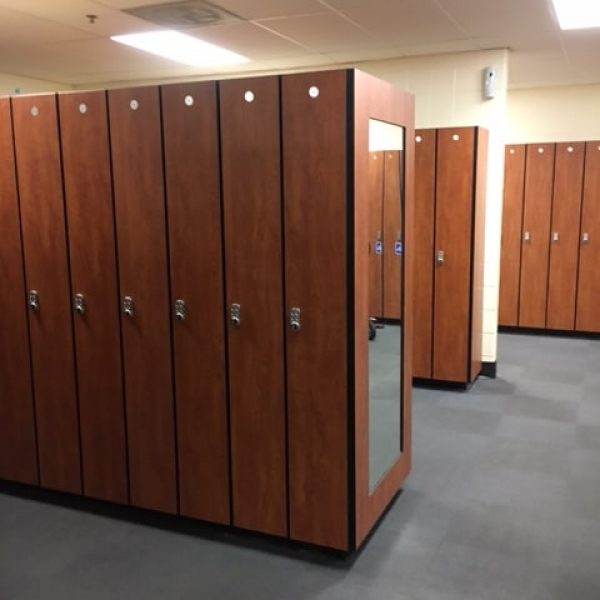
124, 0, 242, 28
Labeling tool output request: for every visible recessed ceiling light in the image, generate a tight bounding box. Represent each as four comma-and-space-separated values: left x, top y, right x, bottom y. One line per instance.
552, 0, 600, 30
110, 30, 249, 67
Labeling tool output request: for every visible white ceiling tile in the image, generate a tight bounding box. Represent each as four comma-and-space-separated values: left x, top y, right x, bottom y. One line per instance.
186, 22, 312, 59
92, 0, 181, 9
0, 6, 96, 43
207, 0, 326, 20
332, 1, 467, 45
439, 0, 557, 39
257, 12, 382, 53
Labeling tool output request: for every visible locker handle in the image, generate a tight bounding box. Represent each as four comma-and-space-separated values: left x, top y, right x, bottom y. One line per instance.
174, 299, 186, 322
123, 296, 134, 319
290, 307, 301, 332
74, 293, 86, 316
230, 303, 241, 328
436, 250, 445, 266
28, 290, 39, 313
552, 232, 560, 243
582, 233, 590, 245
523, 231, 531, 243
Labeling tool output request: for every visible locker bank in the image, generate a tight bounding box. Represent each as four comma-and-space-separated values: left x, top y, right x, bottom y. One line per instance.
0, 1, 599, 598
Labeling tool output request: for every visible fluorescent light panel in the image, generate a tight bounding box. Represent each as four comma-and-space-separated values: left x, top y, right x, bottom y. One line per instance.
111, 30, 249, 67
552, 0, 600, 30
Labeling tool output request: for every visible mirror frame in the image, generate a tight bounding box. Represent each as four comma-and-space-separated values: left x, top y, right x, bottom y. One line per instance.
353, 70, 414, 547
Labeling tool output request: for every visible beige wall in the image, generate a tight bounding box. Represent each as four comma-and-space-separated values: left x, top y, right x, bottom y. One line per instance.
508, 84, 600, 143
362, 49, 509, 364
0, 72, 72, 95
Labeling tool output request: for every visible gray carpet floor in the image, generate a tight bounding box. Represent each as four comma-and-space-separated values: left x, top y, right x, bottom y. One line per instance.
1, 332, 599, 599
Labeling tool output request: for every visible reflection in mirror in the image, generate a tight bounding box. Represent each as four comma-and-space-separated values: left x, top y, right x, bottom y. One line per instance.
368, 119, 405, 493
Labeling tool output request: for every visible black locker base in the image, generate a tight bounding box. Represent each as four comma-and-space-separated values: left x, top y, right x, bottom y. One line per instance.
499, 326, 600, 340
481, 361, 497, 379
0, 479, 375, 561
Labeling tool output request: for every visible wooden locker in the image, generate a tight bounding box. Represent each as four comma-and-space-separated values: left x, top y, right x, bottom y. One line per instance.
11, 95, 81, 494
519, 144, 555, 328
576, 142, 600, 333
161, 82, 230, 524
282, 71, 349, 550
546, 142, 585, 330
219, 77, 287, 536
58, 91, 128, 504
368, 151, 384, 318
413, 130, 436, 379
432, 128, 475, 382
0, 98, 38, 485
383, 150, 404, 320
498, 145, 526, 326
108, 87, 177, 514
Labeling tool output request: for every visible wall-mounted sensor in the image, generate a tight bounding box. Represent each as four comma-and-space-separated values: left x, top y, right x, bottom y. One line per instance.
483, 67, 496, 100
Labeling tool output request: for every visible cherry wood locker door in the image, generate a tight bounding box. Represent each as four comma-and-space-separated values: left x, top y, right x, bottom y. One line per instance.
219, 77, 286, 537
383, 150, 403, 320
498, 145, 526, 326
368, 151, 384, 318
413, 130, 436, 379
108, 87, 177, 514
161, 82, 229, 525
58, 92, 128, 504
0, 99, 38, 485
432, 128, 475, 382
11, 95, 81, 494
518, 144, 555, 328
576, 142, 600, 332
546, 142, 585, 331
282, 70, 349, 550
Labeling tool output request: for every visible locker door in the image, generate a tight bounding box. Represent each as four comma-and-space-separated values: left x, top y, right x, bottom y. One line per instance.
161, 82, 229, 524
547, 142, 585, 330
282, 70, 348, 550
219, 77, 286, 536
498, 145, 526, 326
108, 88, 177, 514
0, 98, 37, 485
58, 92, 128, 504
11, 95, 81, 493
383, 150, 404, 320
519, 144, 554, 328
576, 142, 600, 333
368, 151, 384, 318
413, 130, 436, 379
433, 128, 474, 382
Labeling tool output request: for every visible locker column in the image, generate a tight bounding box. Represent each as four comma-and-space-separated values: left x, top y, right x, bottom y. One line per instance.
11, 95, 81, 494
432, 128, 475, 383
518, 144, 555, 328
219, 77, 287, 536
108, 87, 177, 514
59, 91, 128, 504
161, 82, 230, 525
282, 71, 349, 550
413, 130, 436, 379
546, 142, 585, 330
368, 151, 384, 318
576, 142, 600, 333
383, 150, 404, 320
0, 98, 38, 485
498, 145, 526, 327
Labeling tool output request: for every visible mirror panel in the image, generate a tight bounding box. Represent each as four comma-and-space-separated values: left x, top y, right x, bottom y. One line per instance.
368, 119, 405, 493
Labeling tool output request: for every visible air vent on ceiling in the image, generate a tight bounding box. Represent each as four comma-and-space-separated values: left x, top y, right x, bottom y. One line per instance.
124, 0, 243, 28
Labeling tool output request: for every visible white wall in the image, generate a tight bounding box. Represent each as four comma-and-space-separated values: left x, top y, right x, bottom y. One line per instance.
508, 84, 600, 143
0, 72, 72, 95
361, 49, 510, 364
